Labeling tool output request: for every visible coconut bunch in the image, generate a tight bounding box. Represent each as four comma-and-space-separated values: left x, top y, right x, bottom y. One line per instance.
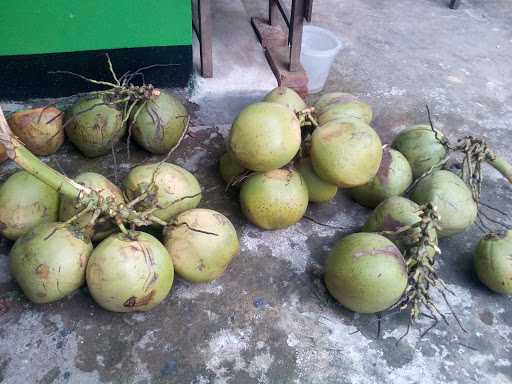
54, 55, 190, 158
323, 106, 512, 338
0, 107, 66, 169
399, 109, 512, 298
0, 107, 239, 312
219, 87, 383, 230
322, 120, 475, 330
63, 84, 189, 158
1, 55, 189, 163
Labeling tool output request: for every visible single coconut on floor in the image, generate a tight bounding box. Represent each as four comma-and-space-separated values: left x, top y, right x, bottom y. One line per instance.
363, 196, 438, 256
296, 158, 338, 203
164, 209, 239, 283
0, 171, 59, 240
219, 151, 246, 185
7, 107, 64, 155
124, 163, 202, 222
410, 170, 477, 237
10, 222, 93, 303
314, 92, 373, 125
263, 86, 307, 113
239, 169, 308, 230
314, 92, 359, 115
65, 95, 125, 157
86, 231, 174, 312
392, 124, 448, 178
310, 118, 383, 188
228, 102, 301, 172
130, 91, 189, 154
350, 147, 413, 208
324, 232, 407, 314
474, 231, 512, 295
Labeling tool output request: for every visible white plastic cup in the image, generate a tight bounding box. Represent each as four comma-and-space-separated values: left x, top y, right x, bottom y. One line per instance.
300, 25, 342, 94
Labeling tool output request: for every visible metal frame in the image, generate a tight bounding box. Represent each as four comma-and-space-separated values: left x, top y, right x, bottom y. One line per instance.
192, 0, 213, 78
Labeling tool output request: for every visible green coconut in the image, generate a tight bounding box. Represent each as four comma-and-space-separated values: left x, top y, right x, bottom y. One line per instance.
474, 231, 512, 295
363, 196, 423, 233
0, 171, 59, 240
131, 91, 189, 154
228, 102, 301, 172
219, 151, 246, 184
363, 196, 438, 254
124, 163, 202, 222
314, 92, 359, 116
164, 208, 239, 283
311, 118, 383, 187
65, 95, 125, 157
7, 107, 64, 156
59, 172, 124, 241
263, 86, 307, 112
392, 124, 448, 178
86, 231, 173, 312
410, 170, 477, 237
317, 100, 373, 125
325, 232, 407, 314
296, 158, 338, 203
239, 169, 308, 230
350, 147, 413, 208
10, 222, 92, 303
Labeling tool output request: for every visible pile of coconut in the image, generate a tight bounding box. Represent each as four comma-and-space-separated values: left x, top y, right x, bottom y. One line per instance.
0, 66, 240, 312
0, 75, 511, 331
220, 86, 512, 330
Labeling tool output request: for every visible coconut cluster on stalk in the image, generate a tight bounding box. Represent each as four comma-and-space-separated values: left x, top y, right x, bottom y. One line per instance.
325, 102, 512, 338
0, 59, 241, 312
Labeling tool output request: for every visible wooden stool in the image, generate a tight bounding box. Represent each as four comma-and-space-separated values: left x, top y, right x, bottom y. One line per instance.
252, 0, 313, 97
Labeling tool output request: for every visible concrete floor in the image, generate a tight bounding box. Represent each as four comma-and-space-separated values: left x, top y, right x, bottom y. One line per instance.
1, 0, 512, 383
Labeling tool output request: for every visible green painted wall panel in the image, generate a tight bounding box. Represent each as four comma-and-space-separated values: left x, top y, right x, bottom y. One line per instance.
0, 1, 192, 56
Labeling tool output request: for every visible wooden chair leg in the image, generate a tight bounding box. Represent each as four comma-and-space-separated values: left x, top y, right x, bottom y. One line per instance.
198, 0, 213, 78
449, 0, 461, 9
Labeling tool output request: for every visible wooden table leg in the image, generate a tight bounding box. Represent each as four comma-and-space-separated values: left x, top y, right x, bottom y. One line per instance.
289, 0, 307, 72
449, 0, 461, 9
198, 0, 213, 78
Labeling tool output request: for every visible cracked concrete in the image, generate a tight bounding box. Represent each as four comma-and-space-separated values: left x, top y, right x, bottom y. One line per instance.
1, 0, 512, 383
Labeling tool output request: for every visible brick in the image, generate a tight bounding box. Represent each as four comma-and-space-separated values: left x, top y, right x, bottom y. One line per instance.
265, 47, 309, 98
251, 17, 288, 49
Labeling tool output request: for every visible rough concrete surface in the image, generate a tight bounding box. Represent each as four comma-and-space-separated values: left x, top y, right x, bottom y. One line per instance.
1, 0, 512, 383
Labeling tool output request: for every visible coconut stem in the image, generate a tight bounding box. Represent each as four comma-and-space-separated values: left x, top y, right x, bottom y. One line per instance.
16, 144, 94, 201
426, 107, 512, 193
389, 204, 466, 336
488, 156, 512, 183
297, 107, 319, 129
64, 204, 95, 225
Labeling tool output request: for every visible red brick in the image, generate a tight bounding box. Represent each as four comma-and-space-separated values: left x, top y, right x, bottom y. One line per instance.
251, 17, 288, 49
265, 47, 309, 98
